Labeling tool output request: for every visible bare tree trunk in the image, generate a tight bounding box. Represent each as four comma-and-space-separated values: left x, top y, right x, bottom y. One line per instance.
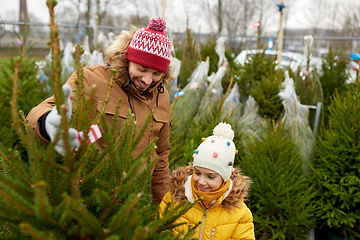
217, 0, 222, 34
85, 0, 91, 25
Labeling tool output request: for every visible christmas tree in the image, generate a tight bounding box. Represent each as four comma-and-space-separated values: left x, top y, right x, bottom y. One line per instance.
289, 36, 323, 132
312, 78, 360, 238
240, 120, 317, 239
318, 48, 350, 126
0, 1, 194, 239
0, 20, 51, 154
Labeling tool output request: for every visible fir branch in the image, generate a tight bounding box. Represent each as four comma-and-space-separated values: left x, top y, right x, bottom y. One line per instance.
80, 151, 108, 183
131, 110, 154, 149
64, 194, 104, 239
46, 0, 62, 108
124, 207, 142, 239
0, 150, 7, 176
9, 60, 28, 149
97, 190, 114, 224
114, 109, 134, 152
58, 207, 71, 228
50, 172, 75, 205
131, 140, 157, 185
98, 115, 122, 179
0, 148, 32, 185
142, 200, 196, 238
94, 189, 111, 207
0, 174, 33, 197
33, 181, 59, 226
99, 182, 127, 223
19, 223, 52, 240
107, 193, 142, 234
111, 98, 122, 140
125, 205, 149, 239
97, 154, 152, 221
125, 123, 136, 168
0, 189, 35, 215
76, 84, 97, 160
30, 155, 40, 183
70, 175, 81, 202
22, 113, 44, 163
74, 45, 85, 130
0, 209, 41, 223
80, 159, 109, 184
59, 105, 74, 168
95, 69, 117, 124
42, 148, 55, 181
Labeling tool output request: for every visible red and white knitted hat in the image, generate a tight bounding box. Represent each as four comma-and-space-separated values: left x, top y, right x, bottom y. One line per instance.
127, 17, 172, 73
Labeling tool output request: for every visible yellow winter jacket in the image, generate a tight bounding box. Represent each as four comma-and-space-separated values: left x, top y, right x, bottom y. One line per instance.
159, 165, 255, 240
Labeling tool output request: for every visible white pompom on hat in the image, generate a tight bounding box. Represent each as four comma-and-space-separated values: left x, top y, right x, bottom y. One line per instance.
193, 122, 238, 181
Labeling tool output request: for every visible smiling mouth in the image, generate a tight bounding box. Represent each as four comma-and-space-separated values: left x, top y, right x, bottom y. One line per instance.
135, 79, 148, 89
198, 186, 208, 192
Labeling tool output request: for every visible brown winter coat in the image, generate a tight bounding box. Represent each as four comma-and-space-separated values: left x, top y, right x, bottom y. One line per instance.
159, 165, 255, 240
26, 27, 174, 204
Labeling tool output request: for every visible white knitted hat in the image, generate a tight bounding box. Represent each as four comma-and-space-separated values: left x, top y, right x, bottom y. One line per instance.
193, 122, 237, 181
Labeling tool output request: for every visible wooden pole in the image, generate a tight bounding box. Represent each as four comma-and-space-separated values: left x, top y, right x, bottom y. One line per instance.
277, 0, 285, 68
162, 0, 167, 19
256, 25, 260, 50
19, 0, 27, 35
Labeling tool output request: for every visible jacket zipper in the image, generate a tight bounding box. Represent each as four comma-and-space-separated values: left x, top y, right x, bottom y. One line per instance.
199, 208, 208, 240
210, 228, 215, 239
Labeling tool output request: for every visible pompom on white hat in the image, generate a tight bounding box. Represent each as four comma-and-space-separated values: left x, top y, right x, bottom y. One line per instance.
193, 122, 238, 181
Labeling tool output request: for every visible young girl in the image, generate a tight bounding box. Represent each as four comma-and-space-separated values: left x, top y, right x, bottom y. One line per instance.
160, 122, 255, 240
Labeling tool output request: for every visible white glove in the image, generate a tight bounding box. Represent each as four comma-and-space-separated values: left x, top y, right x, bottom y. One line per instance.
45, 84, 80, 156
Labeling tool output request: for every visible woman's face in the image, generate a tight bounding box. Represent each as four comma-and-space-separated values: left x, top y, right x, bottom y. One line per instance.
128, 62, 164, 92
193, 166, 223, 192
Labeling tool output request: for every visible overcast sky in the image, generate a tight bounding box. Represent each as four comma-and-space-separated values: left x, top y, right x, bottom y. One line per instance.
0, 0, 356, 35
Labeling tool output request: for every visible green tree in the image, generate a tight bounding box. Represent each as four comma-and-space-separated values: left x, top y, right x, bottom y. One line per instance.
240, 120, 317, 240
312, 81, 360, 239
318, 48, 350, 126
173, 26, 202, 89
0, 26, 51, 153
289, 57, 323, 133
237, 50, 278, 103
250, 65, 284, 121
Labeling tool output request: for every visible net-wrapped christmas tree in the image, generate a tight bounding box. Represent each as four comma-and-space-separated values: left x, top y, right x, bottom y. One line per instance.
289, 36, 324, 131
220, 82, 242, 121
193, 61, 227, 123
170, 57, 209, 136
279, 72, 315, 174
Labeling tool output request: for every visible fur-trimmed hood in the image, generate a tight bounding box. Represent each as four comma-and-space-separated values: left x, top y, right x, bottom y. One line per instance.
168, 164, 251, 211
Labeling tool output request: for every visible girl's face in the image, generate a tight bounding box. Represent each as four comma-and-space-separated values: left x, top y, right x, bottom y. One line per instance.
128, 62, 164, 92
193, 166, 223, 192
